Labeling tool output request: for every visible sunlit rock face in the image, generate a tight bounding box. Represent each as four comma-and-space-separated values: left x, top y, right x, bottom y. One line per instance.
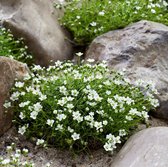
0, 0, 73, 66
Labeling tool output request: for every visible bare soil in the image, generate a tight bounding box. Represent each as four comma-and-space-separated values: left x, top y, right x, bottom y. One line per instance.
0, 116, 167, 167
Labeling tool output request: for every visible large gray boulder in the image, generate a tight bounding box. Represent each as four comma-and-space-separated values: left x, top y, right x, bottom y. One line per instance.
0, 57, 29, 136
0, 0, 73, 66
86, 20, 168, 120
111, 127, 168, 167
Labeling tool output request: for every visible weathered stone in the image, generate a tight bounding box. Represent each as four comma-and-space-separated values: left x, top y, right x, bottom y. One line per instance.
0, 0, 73, 66
111, 127, 168, 167
0, 57, 29, 136
86, 20, 168, 120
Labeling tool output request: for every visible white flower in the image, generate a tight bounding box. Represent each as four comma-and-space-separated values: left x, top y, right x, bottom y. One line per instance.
22, 148, 29, 154
71, 132, 80, 141
114, 136, 121, 144
1, 159, 10, 165
66, 96, 74, 101
19, 112, 25, 119
32, 65, 42, 71
58, 98, 67, 106
72, 111, 83, 123
76, 15, 80, 19
55, 60, 62, 67
96, 110, 104, 115
149, 98, 159, 107
129, 108, 141, 116
136, 6, 141, 10
119, 129, 127, 137
107, 98, 118, 109
125, 115, 133, 121
59, 86, 67, 95
106, 91, 111, 95
141, 111, 149, 121
36, 139, 45, 146
24, 74, 31, 80
156, 3, 160, 8
53, 110, 58, 114
30, 111, 38, 119
103, 80, 111, 86
18, 125, 28, 135
46, 119, 54, 127
106, 133, 115, 140
6, 146, 12, 151
95, 74, 103, 79
88, 89, 102, 101
3, 102, 11, 108
125, 97, 134, 105
84, 115, 94, 122
98, 11, 105, 16
103, 142, 115, 152
19, 101, 30, 108
74, 72, 82, 79
68, 126, 74, 133
57, 113, 67, 121
103, 120, 108, 125
71, 89, 79, 96
151, 9, 156, 13
163, 1, 168, 7
39, 94, 47, 101
67, 103, 74, 109
55, 124, 64, 131
76, 52, 83, 57
45, 162, 51, 167
15, 81, 24, 88
14, 153, 21, 158
34, 102, 42, 112
90, 22, 97, 26
114, 80, 122, 85
10, 91, 20, 101
94, 121, 103, 131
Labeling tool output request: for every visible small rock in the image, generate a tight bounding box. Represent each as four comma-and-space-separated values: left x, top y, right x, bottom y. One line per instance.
111, 127, 168, 167
0, 56, 29, 136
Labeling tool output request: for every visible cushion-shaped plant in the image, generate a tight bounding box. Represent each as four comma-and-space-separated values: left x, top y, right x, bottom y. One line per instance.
60, 0, 168, 45
5, 60, 159, 153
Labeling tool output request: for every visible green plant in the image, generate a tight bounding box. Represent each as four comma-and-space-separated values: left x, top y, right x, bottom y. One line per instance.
59, 0, 168, 45
0, 27, 33, 65
0, 143, 34, 167
5, 59, 159, 153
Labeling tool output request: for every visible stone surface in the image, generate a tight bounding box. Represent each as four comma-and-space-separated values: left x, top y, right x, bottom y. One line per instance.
0, 0, 73, 66
0, 57, 29, 136
86, 20, 168, 120
111, 127, 168, 167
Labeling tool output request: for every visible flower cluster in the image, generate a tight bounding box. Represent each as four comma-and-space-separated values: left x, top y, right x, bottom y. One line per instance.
0, 143, 34, 167
6, 60, 159, 152
60, 0, 168, 45
0, 27, 33, 65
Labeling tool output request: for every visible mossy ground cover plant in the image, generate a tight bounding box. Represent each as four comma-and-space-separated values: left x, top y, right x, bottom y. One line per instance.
0, 28, 33, 65
59, 0, 168, 45
4, 59, 159, 153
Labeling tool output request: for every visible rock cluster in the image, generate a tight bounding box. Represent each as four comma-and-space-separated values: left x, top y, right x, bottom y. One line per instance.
1, 1, 168, 165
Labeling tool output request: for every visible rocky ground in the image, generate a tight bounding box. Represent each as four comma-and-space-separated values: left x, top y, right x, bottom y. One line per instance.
0, 116, 167, 167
